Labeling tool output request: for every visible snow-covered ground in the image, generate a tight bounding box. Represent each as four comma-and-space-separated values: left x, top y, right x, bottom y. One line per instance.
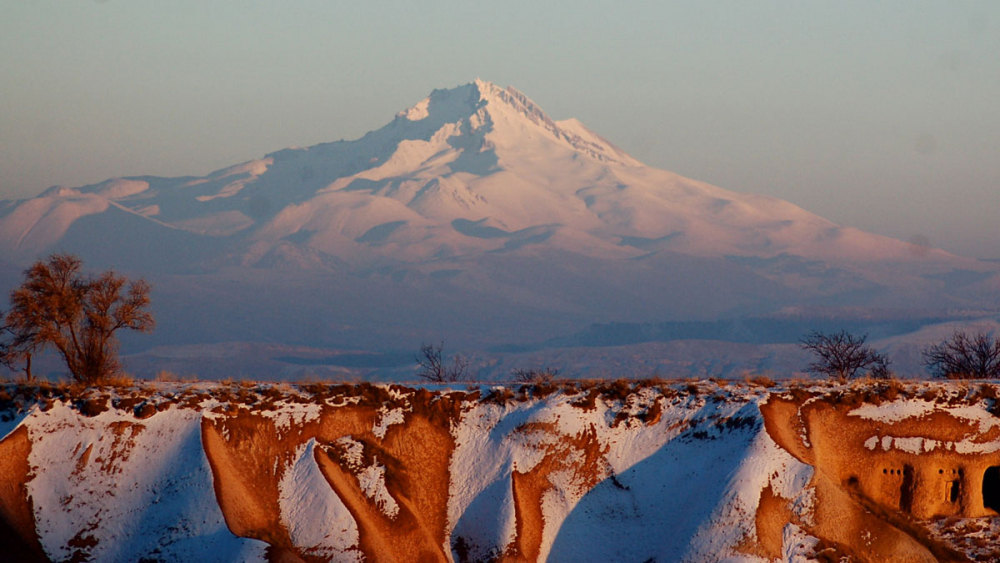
2, 379, 999, 562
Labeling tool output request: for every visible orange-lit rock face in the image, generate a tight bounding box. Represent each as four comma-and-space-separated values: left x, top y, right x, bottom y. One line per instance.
201, 388, 464, 563
795, 398, 1000, 520
762, 391, 1000, 562
0, 426, 48, 563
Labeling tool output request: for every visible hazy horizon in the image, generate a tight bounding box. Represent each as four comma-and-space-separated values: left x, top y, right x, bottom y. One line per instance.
2, 1, 998, 259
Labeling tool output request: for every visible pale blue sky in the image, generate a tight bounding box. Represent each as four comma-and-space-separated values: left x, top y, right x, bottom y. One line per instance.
2, 1, 998, 257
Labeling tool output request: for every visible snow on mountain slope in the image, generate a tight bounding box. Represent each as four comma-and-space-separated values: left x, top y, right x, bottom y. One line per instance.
0, 189, 109, 263
0, 79, 977, 270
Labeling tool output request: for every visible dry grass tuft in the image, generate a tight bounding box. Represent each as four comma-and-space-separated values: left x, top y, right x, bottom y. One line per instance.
745, 374, 776, 388
100, 373, 136, 388
155, 370, 200, 383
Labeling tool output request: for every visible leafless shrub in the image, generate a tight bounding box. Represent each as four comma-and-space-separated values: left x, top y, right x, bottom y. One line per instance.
415, 342, 469, 383
869, 355, 894, 380
799, 330, 892, 382
923, 330, 1000, 380
510, 367, 560, 384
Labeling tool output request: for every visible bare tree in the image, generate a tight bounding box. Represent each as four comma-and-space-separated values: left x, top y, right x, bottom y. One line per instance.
800, 330, 891, 382
922, 330, 1000, 380
415, 342, 469, 383
0, 254, 154, 384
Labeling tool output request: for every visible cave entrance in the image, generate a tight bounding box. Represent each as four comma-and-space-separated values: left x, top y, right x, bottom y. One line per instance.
984, 467, 1000, 513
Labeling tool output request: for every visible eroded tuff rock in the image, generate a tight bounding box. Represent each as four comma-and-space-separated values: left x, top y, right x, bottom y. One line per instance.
1, 380, 999, 562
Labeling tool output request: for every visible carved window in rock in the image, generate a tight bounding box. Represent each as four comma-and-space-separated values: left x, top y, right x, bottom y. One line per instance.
946, 479, 960, 503
936, 468, 964, 507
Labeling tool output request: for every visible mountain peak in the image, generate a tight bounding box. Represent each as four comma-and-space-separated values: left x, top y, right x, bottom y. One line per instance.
390, 80, 640, 167
457, 79, 565, 133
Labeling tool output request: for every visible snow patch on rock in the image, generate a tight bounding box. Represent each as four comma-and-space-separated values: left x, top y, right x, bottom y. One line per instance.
24, 400, 267, 562
278, 439, 361, 560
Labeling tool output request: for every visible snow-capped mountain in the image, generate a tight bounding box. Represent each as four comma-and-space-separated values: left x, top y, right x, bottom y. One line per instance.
0, 79, 972, 268
0, 80, 996, 375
